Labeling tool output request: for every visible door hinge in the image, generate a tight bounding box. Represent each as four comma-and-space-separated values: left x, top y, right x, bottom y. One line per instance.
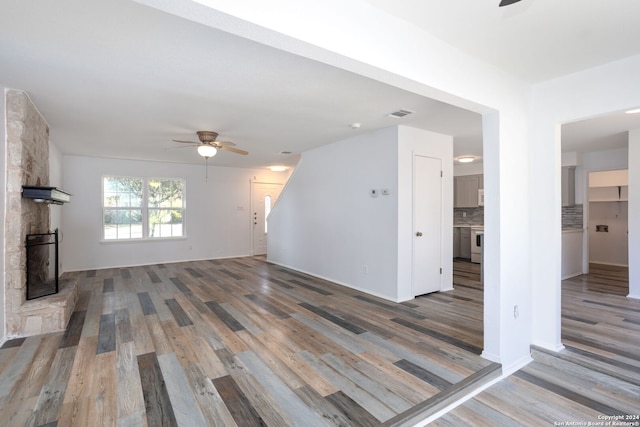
440, 268, 443, 274
440, 170, 443, 177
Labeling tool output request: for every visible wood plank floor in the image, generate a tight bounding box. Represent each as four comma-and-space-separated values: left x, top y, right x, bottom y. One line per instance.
432, 263, 640, 427
0, 257, 495, 426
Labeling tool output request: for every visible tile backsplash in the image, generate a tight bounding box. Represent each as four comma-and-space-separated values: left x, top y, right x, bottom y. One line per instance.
562, 204, 583, 229
454, 207, 484, 226
454, 205, 583, 229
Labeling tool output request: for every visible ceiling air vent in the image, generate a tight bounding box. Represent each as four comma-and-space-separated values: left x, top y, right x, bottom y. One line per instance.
387, 109, 414, 119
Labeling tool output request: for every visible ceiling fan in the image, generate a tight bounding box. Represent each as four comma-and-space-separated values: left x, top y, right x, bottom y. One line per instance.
499, 0, 522, 6
172, 131, 249, 158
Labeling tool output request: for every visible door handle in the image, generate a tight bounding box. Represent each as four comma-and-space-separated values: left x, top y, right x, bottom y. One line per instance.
416, 231, 423, 237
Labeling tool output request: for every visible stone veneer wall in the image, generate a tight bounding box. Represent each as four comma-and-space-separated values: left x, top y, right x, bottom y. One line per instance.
4, 90, 76, 336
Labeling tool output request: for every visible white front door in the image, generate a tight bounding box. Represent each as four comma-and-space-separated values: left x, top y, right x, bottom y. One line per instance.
413, 155, 442, 296
251, 182, 283, 255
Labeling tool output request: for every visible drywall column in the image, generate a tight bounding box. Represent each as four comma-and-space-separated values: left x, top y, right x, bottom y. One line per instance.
480, 109, 534, 372
1, 89, 7, 342
531, 55, 640, 352
481, 112, 501, 362
629, 129, 640, 299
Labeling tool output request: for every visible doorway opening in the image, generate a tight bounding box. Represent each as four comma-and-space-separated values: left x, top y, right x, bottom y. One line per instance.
587, 169, 629, 277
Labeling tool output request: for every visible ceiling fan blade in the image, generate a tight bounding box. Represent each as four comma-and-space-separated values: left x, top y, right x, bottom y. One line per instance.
217, 140, 237, 147
219, 145, 249, 155
169, 144, 198, 149
499, 0, 521, 6
172, 139, 199, 144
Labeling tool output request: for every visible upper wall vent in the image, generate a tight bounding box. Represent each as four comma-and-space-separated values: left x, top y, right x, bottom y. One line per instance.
387, 109, 414, 119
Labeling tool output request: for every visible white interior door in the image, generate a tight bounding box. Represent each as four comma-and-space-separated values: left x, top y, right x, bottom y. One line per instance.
413, 155, 442, 296
252, 182, 282, 255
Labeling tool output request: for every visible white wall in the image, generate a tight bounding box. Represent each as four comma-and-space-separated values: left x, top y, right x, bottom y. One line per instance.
268, 127, 400, 300
1, 88, 7, 344
629, 129, 640, 299
577, 148, 629, 272
49, 142, 64, 272
61, 155, 290, 271
588, 201, 628, 266
583, 151, 630, 268
531, 54, 640, 351
396, 126, 453, 301
268, 126, 453, 301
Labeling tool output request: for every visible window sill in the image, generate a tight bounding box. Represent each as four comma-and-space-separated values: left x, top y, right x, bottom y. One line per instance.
99, 236, 188, 244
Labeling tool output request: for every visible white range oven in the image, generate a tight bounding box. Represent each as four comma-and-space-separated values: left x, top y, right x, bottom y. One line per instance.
471, 227, 484, 264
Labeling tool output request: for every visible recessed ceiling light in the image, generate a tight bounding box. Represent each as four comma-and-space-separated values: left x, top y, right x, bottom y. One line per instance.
269, 166, 287, 172
457, 157, 474, 163
625, 108, 640, 114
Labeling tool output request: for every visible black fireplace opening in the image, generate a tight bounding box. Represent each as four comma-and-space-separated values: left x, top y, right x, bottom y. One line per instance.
26, 229, 59, 300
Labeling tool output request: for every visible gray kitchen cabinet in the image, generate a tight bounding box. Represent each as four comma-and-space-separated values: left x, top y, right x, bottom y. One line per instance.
454, 174, 483, 208
562, 166, 576, 207
459, 227, 471, 259
453, 227, 460, 258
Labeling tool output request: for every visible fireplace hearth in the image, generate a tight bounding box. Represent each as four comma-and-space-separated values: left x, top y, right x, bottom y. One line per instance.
25, 229, 59, 300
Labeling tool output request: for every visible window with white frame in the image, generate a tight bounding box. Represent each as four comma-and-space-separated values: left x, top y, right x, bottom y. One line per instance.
103, 176, 185, 240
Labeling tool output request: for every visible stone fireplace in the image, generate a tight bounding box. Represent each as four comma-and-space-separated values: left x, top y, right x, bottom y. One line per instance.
4, 90, 76, 337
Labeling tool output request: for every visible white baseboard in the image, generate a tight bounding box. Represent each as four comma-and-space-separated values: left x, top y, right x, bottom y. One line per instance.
532, 341, 566, 353
265, 259, 401, 302
480, 350, 500, 363
589, 261, 629, 267
501, 354, 534, 376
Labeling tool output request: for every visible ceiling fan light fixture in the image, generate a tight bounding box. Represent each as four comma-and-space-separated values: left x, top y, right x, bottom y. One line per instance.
197, 145, 217, 158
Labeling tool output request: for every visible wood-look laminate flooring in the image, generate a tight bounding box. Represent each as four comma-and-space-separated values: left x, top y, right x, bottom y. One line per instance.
432, 264, 640, 427
0, 257, 495, 427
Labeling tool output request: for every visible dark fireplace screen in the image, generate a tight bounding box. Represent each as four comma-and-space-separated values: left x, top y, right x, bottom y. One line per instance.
26, 229, 59, 300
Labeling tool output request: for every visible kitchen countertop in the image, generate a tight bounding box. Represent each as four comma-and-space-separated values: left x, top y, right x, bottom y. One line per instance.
562, 228, 584, 233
